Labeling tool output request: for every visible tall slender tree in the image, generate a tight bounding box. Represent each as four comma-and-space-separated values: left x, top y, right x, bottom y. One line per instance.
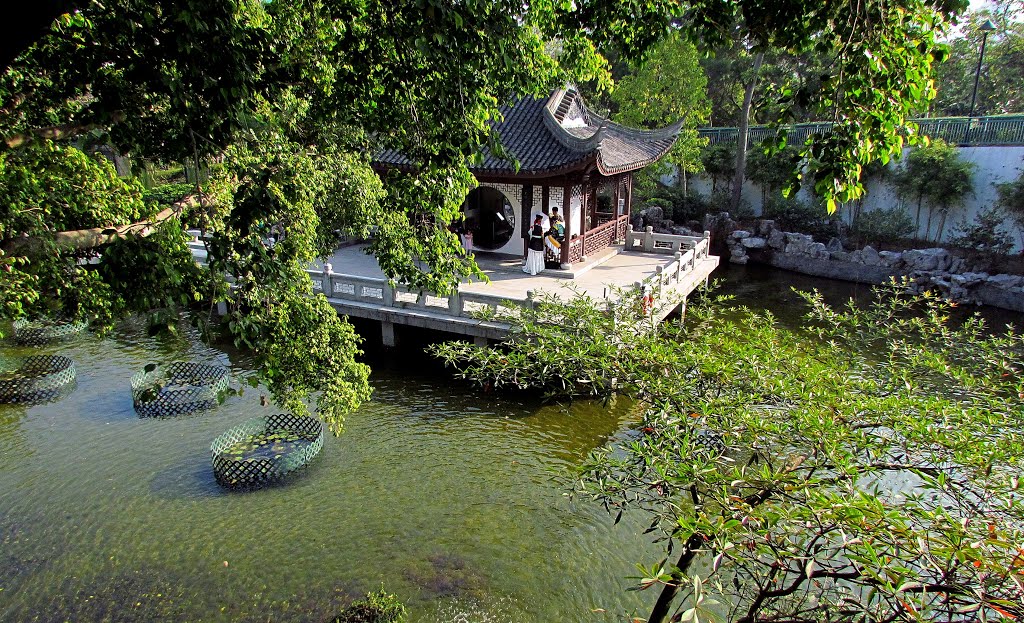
611, 32, 710, 194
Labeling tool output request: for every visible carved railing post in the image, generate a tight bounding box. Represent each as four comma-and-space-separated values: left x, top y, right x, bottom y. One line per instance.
674, 251, 683, 281
643, 226, 655, 253
322, 262, 333, 295
382, 282, 395, 306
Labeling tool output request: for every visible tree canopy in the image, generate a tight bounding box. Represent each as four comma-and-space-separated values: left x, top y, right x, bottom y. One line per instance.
933, 8, 1024, 116
0, 0, 971, 425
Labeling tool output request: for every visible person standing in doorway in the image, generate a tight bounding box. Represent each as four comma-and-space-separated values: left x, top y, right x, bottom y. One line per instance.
461, 223, 473, 254
549, 206, 565, 241
523, 215, 545, 275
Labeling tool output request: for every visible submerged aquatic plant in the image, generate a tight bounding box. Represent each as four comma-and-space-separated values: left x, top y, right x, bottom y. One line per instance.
334, 588, 407, 623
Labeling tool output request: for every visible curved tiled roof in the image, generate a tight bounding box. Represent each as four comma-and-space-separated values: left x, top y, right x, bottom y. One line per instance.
375, 87, 682, 178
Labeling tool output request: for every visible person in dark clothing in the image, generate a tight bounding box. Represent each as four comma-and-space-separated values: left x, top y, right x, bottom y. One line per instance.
523, 215, 545, 275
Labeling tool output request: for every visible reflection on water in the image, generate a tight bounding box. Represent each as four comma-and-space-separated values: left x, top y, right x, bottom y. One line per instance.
0, 319, 658, 623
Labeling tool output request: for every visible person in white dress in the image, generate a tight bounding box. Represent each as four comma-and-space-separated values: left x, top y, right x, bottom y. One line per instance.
523, 215, 546, 275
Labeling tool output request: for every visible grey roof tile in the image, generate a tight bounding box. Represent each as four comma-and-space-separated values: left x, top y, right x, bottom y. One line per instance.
376, 88, 681, 177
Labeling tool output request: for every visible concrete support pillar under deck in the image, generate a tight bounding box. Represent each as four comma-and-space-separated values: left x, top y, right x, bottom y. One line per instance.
381, 320, 397, 347
473, 336, 488, 348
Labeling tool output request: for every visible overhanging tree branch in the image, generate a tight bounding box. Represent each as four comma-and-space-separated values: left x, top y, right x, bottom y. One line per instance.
2, 194, 211, 254
3, 112, 124, 150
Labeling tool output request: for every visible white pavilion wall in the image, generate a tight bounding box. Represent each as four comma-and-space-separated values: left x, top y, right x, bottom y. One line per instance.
569, 184, 583, 238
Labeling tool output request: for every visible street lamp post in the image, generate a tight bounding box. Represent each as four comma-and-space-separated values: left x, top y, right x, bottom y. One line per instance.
968, 19, 998, 118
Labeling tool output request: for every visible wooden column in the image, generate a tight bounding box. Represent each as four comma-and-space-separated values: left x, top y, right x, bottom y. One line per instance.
522, 184, 533, 259
584, 178, 593, 232
560, 183, 571, 265
581, 178, 589, 237
612, 175, 622, 240
626, 173, 634, 220
613, 175, 621, 213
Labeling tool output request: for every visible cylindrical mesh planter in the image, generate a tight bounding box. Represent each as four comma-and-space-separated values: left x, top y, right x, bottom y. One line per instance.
12, 318, 87, 346
0, 355, 77, 404
131, 361, 230, 417
692, 428, 726, 456
211, 414, 325, 489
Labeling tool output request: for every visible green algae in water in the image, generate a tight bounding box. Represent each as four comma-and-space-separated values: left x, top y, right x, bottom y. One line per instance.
221, 430, 318, 461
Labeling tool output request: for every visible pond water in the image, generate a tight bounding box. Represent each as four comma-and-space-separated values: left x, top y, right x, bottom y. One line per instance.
0, 320, 659, 623
0, 265, 1018, 623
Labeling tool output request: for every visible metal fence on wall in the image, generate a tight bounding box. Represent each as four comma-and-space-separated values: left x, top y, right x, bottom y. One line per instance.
699, 115, 1024, 147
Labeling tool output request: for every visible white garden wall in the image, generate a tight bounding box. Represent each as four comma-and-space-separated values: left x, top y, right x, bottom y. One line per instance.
684, 145, 1024, 251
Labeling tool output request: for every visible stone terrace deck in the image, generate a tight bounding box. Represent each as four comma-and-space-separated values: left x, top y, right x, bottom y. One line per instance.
306, 229, 720, 344
191, 228, 719, 345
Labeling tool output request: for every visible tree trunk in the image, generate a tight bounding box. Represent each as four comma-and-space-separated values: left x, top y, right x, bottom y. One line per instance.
647, 534, 706, 623
732, 52, 764, 214
915, 196, 924, 237
936, 209, 948, 242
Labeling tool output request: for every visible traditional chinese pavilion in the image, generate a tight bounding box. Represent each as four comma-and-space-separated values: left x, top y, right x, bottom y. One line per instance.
376, 86, 682, 268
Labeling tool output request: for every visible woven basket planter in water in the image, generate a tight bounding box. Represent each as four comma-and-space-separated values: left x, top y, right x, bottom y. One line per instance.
210, 414, 324, 489
12, 318, 87, 346
0, 355, 76, 404
131, 361, 230, 417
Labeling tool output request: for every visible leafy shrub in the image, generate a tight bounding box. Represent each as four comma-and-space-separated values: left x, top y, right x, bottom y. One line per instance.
334, 589, 407, 623
700, 143, 736, 193
138, 163, 186, 188
143, 182, 194, 206
638, 197, 673, 222
153, 164, 185, 183
746, 145, 801, 199
893, 139, 975, 241
643, 185, 712, 224
949, 206, 1014, 259
850, 206, 916, 247
670, 192, 711, 224
996, 167, 1024, 248
762, 195, 836, 240
708, 190, 753, 220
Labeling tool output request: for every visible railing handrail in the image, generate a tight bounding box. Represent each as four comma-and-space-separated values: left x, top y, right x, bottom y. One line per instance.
589, 214, 623, 237
699, 114, 1024, 147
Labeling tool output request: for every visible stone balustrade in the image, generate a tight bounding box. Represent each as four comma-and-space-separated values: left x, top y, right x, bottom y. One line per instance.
625, 225, 711, 257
